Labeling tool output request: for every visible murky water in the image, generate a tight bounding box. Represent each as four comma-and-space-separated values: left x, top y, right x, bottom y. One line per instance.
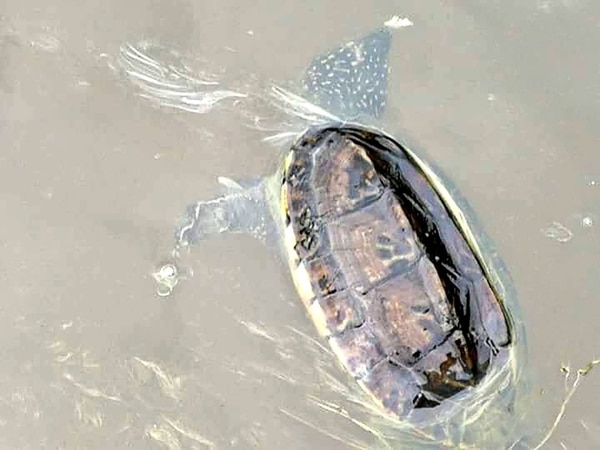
1, 1, 599, 449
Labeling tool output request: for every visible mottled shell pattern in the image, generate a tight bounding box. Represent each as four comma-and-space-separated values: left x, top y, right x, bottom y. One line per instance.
277, 123, 515, 425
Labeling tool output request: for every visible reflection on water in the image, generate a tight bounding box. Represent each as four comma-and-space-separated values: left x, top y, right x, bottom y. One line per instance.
1, 1, 599, 448
118, 42, 247, 115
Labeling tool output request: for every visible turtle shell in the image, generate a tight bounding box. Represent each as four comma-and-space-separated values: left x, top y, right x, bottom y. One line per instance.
279, 124, 514, 424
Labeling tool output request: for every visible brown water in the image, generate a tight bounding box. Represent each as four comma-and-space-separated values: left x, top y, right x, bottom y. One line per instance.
1, 1, 599, 448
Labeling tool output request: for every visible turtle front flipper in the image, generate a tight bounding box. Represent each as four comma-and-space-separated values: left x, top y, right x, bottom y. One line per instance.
301, 16, 414, 122
154, 177, 272, 297
175, 177, 272, 249
270, 16, 413, 131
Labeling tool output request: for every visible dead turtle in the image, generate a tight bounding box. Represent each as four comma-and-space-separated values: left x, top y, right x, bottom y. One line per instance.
147, 17, 529, 448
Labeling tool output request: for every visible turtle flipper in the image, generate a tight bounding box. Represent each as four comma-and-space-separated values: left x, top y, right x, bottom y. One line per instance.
302, 17, 413, 122
175, 177, 270, 249
302, 27, 392, 121
270, 16, 413, 129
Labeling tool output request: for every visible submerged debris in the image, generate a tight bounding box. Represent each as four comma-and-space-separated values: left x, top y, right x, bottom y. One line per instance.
581, 216, 593, 229
531, 359, 600, 450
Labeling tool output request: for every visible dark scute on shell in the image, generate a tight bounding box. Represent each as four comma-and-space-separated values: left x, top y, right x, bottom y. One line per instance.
331, 325, 386, 379
306, 254, 347, 298
413, 330, 479, 403
312, 135, 386, 218
369, 258, 458, 367
323, 191, 421, 291
316, 290, 366, 335
360, 360, 422, 418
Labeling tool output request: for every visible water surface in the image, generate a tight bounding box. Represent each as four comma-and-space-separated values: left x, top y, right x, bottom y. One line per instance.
1, 1, 599, 448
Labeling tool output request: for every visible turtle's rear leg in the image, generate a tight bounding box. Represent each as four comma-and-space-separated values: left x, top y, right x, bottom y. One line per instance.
175, 177, 271, 250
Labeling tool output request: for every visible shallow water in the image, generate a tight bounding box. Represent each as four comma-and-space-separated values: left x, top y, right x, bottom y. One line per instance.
1, 1, 599, 448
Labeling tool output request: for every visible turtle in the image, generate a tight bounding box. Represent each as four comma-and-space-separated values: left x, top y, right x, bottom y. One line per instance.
144, 17, 532, 448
